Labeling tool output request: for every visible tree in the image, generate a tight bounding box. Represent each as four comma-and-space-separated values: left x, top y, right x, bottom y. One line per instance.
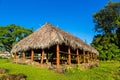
91, 1, 120, 61
93, 1, 120, 35
92, 34, 120, 61
0, 24, 33, 52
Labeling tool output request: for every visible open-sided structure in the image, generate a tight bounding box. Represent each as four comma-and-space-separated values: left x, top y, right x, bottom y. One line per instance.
11, 23, 99, 67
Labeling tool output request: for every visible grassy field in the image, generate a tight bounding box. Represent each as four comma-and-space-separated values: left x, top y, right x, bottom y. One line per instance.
0, 59, 120, 80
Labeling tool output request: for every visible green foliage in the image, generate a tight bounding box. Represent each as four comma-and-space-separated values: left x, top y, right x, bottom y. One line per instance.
0, 24, 33, 52
92, 1, 120, 61
93, 2, 120, 34
0, 59, 120, 80
92, 34, 120, 61
117, 27, 120, 47
65, 65, 82, 73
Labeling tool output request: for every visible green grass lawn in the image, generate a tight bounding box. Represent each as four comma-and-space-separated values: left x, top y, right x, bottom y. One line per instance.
0, 59, 120, 80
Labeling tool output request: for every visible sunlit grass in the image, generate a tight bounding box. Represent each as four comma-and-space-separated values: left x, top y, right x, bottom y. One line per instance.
0, 59, 120, 80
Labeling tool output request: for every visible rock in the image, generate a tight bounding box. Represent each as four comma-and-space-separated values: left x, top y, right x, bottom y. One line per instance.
94, 62, 99, 67
0, 51, 11, 59
0, 68, 8, 74
15, 73, 27, 80
81, 62, 99, 69
0, 73, 27, 80
56, 68, 66, 74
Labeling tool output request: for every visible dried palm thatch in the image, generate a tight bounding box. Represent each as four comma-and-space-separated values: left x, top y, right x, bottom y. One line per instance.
11, 23, 99, 55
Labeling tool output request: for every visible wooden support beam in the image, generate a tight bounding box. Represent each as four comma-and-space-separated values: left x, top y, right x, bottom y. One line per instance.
89, 53, 91, 63
76, 49, 80, 64
68, 47, 71, 65
46, 53, 48, 64
41, 50, 44, 64
94, 54, 95, 61
56, 44, 60, 67
96, 54, 98, 61
87, 52, 90, 63
14, 53, 17, 60
90, 53, 93, 62
31, 50, 34, 61
93, 53, 95, 61
22, 52, 26, 60
92, 53, 93, 61
83, 51, 86, 63
89, 53, 91, 61
95, 54, 97, 61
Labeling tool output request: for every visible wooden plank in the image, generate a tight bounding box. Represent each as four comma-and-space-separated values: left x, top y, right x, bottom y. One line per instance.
41, 50, 44, 64
56, 44, 60, 67
60, 51, 78, 56
31, 50, 34, 61
76, 49, 80, 64
53, 58, 67, 60
68, 47, 71, 65
71, 53, 78, 56
34, 56, 41, 58
25, 57, 31, 59
59, 51, 68, 54
79, 54, 84, 56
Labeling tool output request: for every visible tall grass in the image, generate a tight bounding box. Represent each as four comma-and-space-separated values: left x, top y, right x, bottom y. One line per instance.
0, 59, 120, 80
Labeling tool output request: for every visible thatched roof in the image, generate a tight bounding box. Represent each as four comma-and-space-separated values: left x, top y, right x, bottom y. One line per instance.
11, 23, 99, 55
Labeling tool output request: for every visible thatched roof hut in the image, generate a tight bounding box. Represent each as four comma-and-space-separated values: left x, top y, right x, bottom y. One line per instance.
11, 23, 98, 55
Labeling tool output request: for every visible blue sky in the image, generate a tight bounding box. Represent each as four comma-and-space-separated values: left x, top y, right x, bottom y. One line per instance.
0, 0, 120, 44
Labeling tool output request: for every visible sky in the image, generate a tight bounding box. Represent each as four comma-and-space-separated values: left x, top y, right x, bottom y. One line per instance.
0, 0, 120, 44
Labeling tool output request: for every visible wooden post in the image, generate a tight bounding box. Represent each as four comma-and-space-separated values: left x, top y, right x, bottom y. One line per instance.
90, 53, 93, 62
22, 52, 26, 60
94, 54, 96, 61
83, 51, 86, 63
14, 53, 17, 60
46, 53, 48, 64
95, 54, 97, 61
68, 47, 71, 65
89, 53, 91, 62
31, 50, 34, 61
90, 53, 92, 61
93, 53, 95, 61
92, 53, 94, 62
76, 49, 80, 64
96, 54, 98, 61
41, 50, 44, 64
56, 44, 60, 67
87, 52, 90, 63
